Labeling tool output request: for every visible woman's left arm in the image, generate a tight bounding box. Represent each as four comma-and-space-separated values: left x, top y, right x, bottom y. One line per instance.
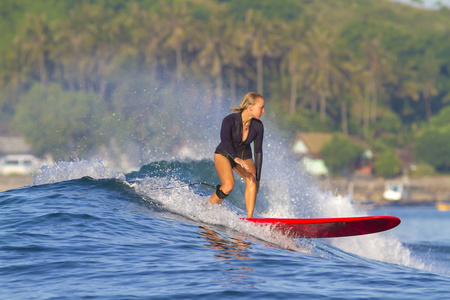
254, 122, 264, 182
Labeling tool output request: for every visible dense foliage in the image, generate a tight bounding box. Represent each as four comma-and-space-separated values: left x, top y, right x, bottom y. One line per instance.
373, 149, 403, 178
321, 134, 365, 175
0, 0, 449, 174
12, 83, 107, 160
414, 106, 450, 172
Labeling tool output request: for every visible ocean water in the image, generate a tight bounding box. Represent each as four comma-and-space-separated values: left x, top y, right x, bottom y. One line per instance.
1, 158, 449, 299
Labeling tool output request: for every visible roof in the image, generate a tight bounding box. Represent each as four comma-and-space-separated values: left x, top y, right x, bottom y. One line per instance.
292, 132, 375, 162
293, 132, 333, 155
0, 136, 33, 155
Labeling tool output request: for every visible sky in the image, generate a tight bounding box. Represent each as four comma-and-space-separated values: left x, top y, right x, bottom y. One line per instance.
395, 0, 450, 8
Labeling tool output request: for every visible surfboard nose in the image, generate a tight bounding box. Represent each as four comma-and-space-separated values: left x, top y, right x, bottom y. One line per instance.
243, 216, 402, 238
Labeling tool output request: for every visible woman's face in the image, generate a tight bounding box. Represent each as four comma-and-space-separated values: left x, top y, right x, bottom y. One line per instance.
250, 97, 265, 120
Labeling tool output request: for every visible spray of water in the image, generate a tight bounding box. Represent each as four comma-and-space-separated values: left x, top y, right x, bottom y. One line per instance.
129, 175, 312, 252
31, 158, 126, 185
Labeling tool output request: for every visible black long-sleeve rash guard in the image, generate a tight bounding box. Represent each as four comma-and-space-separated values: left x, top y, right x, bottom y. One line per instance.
214, 112, 264, 181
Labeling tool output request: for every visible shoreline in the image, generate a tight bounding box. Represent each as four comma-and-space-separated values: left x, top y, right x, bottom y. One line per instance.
0, 175, 34, 192
316, 176, 450, 203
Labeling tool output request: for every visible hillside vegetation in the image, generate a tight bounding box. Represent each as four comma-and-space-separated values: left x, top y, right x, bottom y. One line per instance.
0, 0, 449, 175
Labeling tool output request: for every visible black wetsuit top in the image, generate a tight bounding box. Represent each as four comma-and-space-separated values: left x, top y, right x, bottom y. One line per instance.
214, 112, 264, 181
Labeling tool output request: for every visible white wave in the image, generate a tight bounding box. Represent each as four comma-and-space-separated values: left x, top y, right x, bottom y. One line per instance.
31, 158, 126, 186
129, 175, 312, 253
329, 232, 425, 268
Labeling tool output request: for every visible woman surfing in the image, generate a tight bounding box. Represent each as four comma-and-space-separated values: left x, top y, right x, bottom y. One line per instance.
208, 92, 265, 218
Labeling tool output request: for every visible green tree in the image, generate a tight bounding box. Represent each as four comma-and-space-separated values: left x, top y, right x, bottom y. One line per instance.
363, 36, 394, 123
418, 48, 440, 123
12, 83, 107, 160
280, 19, 308, 115
303, 24, 342, 122
161, 0, 192, 81
193, 2, 231, 101
321, 134, 365, 174
128, 2, 165, 82
373, 149, 402, 178
13, 13, 51, 86
244, 9, 280, 94
50, 7, 87, 92
0, 45, 28, 115
82, 3, 134, 101
415, 106, 450, 172
221, 18, 247, 106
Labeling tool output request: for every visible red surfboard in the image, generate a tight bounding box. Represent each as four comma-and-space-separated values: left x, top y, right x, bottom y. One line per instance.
243, 216, 401, 238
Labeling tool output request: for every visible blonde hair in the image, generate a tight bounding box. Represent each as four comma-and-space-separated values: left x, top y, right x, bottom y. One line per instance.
230, 92, 263, 112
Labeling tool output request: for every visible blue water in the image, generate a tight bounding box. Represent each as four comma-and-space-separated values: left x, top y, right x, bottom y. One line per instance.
1, 159, 449, 299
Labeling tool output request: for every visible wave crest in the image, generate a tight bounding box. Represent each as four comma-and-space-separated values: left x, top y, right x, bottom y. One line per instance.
31, 158, 126, 186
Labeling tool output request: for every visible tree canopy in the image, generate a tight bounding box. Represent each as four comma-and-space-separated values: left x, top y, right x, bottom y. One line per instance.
414, 106, 450, 172
0, 0, 449, 173
12, 83, 107, 160
321, 134, 365, 175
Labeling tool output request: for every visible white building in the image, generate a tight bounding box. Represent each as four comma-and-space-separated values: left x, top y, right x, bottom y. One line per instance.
0, 123, 46, 175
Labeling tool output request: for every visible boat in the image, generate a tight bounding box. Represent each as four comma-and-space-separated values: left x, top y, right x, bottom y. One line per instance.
436, 202, 450, 211
383, 183, 403, 201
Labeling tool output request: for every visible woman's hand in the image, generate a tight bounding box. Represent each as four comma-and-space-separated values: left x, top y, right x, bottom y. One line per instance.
234, 157, 257, 182
234, 157, 249, 170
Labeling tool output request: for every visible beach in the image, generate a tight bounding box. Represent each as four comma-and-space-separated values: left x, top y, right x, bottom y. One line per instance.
0, 175, 34, 192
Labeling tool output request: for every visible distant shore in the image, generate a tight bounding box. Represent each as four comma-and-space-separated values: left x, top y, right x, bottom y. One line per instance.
317, 176, 450, 203
0, 175, 34, 192
2, 174, 450, 204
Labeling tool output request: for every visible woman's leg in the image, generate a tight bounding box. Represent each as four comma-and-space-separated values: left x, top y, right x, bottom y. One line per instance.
234, 158, 258, 218
208, 154, 235, 204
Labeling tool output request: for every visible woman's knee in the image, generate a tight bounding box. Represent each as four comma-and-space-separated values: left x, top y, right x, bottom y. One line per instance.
220, 182, 234, 195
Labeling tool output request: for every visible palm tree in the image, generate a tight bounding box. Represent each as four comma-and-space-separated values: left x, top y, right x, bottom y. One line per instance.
0, 47, 27, 113
13, 13, 51, 86
335, 55, 365, 136
68, 3, 134, 100
50, 9, 86, 91
128, 2, 165, 83
193, 4, 227, 101
418, 48, 439, 123
244, 9, 279, 94
193, 2, 246, 104
280, 20, 308, 115
347, 63, 368, 136
303, 24, 335, 122
221, 19, 247, 106
161, 0, 191, 82
362, 36, 394, 123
